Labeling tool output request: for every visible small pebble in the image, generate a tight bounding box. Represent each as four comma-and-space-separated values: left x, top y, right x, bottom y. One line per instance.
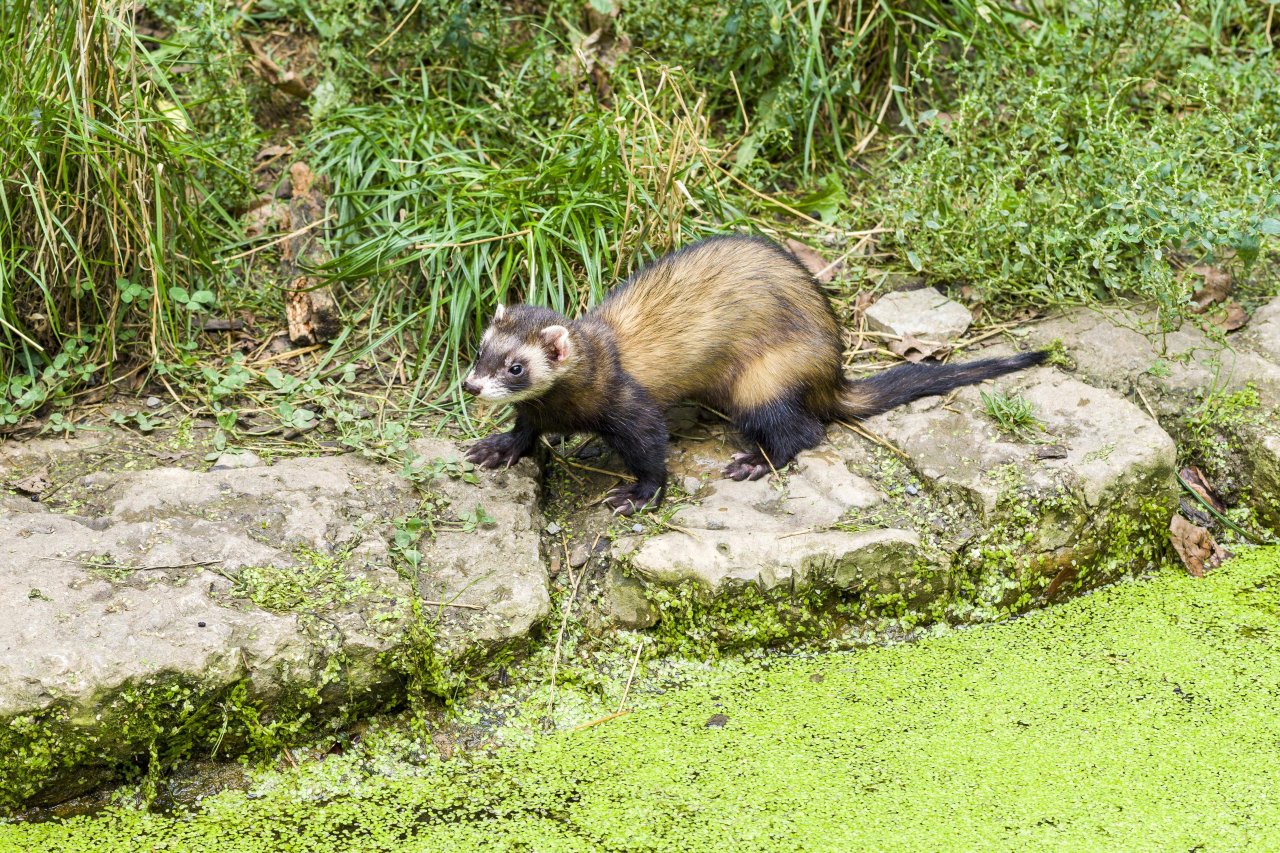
197, 621, 207, 628
545, 522, 562, 535
210, 450, 262, 471
631, 523, 644, 533
906, 484, 919, 496
682, 476, 701, 495
568, 544, 591, 568
145, 396, 162, 409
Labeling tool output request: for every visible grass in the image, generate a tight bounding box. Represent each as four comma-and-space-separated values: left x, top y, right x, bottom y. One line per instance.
0, 0, 1277, 434
310, 65, 744, 405
0, 0, 229, 426
980, 389, 1046, 441
879, 0, 1280, 320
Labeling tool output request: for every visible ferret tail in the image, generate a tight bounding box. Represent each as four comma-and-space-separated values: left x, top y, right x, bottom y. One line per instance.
838, 350, 1048, 420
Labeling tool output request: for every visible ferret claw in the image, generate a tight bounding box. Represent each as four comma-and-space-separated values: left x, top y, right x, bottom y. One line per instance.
466, 435, 526, 469
603, 484, 660, 516
723, 453, 772, 482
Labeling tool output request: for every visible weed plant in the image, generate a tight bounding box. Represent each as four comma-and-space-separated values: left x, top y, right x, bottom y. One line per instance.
0, 0, 227, 424
2, 0, 1279, 430
880, 0, 1280, 321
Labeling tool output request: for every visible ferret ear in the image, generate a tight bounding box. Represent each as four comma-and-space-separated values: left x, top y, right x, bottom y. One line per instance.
492, 304, 506, 323
539, 325, 572, 364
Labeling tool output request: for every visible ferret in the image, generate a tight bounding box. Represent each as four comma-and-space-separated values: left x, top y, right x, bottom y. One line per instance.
463, 235, 1045, 514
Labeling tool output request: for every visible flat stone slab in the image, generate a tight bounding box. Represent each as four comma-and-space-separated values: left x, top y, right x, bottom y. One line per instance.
865, 365, 1178, 612
1018, 299, 1280, 530
609, 361, 1179, 639
866, 368, 1176, 518
611, 442, 941, 646
0, 440, 548, 808
864, 286, 973, 341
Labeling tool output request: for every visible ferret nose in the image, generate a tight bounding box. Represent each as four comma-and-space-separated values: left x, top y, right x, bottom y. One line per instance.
462, 376, 482, 396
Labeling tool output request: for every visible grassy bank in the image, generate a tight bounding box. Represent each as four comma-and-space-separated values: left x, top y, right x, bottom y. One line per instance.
2, 0, 1277, 432
6, 546, 1279, 849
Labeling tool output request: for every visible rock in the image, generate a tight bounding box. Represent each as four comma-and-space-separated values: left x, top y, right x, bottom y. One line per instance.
406, 439, 550, 670
601, 565, 659, 630
864, 287, 973, 342
611, 441, 946, 644
1019, 303, 1280, 534
145, 396, 162, 409
622, 526, 924, 599
209, 450, 261, 470
569, 543, 591, 568
606, 356, 1180, 643
1241, 296, 1280, 356
0, 442, 549, 809
865, 365, 1178, 611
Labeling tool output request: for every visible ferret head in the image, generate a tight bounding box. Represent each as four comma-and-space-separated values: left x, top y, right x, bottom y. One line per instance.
462, 304, 574, 403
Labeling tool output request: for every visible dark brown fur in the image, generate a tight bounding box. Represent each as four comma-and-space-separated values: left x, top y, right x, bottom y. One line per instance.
464, 235, 1045, 513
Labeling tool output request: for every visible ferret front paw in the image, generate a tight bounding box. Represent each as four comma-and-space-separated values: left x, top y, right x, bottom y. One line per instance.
465, 433, 529, 469
604, 482, 662, 516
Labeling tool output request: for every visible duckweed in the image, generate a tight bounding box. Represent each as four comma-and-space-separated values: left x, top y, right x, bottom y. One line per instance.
6, 547, 1280, 850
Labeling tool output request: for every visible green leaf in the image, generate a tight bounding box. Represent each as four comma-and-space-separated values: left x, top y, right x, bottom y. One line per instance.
906, 250, 923, 272
264, 368, 288, 390
1259, 218, 1280, 235
768, 174, 847, 224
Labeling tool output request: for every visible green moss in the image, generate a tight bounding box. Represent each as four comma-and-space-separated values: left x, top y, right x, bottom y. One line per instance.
636, 543, 952, 658
0, 671, 365, 813
228, 545, 374, 614
960, 477, 1173, 621
1180, 383, 1265, 480
8, 548, 1280, 848
0, 614, 397, 813
644, 579, 843, 656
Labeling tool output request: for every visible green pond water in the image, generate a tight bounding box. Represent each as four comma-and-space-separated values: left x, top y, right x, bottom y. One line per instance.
4, 547, 1280, 851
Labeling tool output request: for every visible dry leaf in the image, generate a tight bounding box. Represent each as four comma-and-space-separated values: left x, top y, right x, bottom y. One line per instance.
244, 37, 312, 99
1169, 514, 1230, 578
242, 200, 291, 241
10, 470, 50, 497
1189, 264, 1232, 313
851, 291, 874, 320
1212, 301, 1248, 332
282, 162, 339, 345
1179, 465, 1226, 513
565, 1, 630, 105
889, 333, 948, 363
785, 239, 841, 284
254, 144, 292, 163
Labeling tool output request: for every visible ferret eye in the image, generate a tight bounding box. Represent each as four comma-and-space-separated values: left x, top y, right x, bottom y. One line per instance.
508, 363, 523, 376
